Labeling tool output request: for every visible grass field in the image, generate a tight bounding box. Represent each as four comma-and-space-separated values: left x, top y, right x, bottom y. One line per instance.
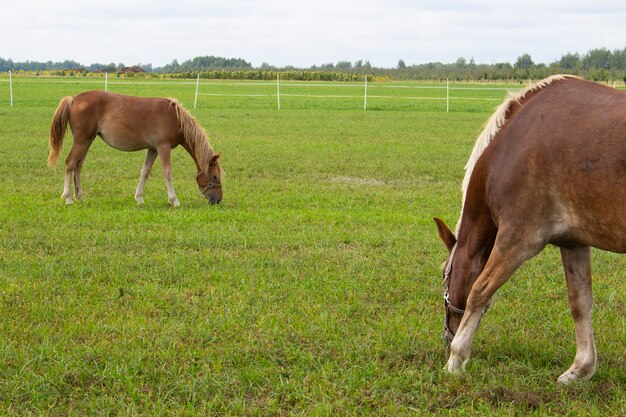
0, 77, 624, 416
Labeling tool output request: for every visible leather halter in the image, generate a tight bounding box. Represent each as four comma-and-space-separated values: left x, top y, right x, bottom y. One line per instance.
442, 250, 464, 343
201, 181, 222, 194
442, 246, 491, 344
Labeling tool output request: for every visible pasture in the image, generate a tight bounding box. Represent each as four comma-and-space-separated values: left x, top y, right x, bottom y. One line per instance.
0, 76, 623, 415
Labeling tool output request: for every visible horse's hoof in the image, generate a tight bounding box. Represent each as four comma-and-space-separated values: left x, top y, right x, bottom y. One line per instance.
445, 357, 465, 374
557, 367, 594, 384
557, 371, 579, 384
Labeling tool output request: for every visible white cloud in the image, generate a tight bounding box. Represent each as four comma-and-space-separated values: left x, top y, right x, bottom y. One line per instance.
1, 0, 624, 67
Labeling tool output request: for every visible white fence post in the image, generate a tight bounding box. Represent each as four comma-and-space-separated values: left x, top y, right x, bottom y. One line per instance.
277, 73, 281, 110
105, 72, 108, 92
364, 75, 368, 111
9, 70, 13, 107
194, 73, 200, 110
446, 78, 449, 113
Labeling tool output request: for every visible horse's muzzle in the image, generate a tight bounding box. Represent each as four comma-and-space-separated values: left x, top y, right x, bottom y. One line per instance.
204, 186, 222, 204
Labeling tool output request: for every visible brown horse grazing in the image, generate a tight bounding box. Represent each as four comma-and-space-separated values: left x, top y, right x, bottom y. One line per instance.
434, 75, 625, 383
48, 90, 223, 205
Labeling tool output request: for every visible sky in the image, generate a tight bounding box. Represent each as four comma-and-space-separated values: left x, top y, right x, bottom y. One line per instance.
2, 0, 625, 68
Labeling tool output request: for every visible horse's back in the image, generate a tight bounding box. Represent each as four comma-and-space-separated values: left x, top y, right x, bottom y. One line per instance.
71, 90, 175, 122
69, 91, 181, 151
482, 78, 626, 252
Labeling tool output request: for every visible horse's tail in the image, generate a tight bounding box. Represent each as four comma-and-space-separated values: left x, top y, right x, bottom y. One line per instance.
48, 96, 74, 167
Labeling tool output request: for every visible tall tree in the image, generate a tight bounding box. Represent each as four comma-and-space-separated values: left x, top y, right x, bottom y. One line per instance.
514, 53, 534, 69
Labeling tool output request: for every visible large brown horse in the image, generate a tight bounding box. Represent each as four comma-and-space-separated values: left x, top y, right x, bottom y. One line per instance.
48, 91, 223, 205
434, 75, 625, 383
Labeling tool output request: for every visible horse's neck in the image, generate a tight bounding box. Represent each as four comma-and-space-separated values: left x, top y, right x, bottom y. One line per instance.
183, 139, 213, 172
182, 142, 206, 172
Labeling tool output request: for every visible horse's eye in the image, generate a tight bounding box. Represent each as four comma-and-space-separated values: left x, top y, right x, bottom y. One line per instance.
213, 175, 218, 181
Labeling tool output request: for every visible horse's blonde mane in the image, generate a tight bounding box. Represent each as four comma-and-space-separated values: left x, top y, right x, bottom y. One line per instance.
169, 99, 221, 175
456, 74, 580, 233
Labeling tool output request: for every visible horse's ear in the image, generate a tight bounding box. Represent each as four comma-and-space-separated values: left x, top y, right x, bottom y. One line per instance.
196, 171, 209, 188
433, 217, 456, 253
209, 152, 222, 166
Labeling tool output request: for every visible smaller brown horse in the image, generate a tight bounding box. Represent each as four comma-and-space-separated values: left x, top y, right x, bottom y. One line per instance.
48, 90, 223, 205
434, 75, 625, 383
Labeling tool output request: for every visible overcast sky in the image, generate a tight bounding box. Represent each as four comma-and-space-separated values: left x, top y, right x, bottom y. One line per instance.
2, 0, 625, 68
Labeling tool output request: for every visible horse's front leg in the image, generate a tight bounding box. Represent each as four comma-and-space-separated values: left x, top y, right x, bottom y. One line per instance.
557, 246, 596, 384
447, 230, 542, 372
135, 149, 158, 204
157, 146, 180, 207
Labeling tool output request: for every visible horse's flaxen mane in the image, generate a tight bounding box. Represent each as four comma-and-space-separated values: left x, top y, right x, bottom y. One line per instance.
456, 74, 580, 233
169, 99, 220, 175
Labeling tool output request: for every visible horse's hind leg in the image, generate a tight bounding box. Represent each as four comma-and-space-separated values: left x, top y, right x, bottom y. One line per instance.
73, 140, 95, 201
557, 246, 596, 384
62, 167, 74, 204
135, 149, 158, 204
62, 138, 93, 204
447, 229, 544, 372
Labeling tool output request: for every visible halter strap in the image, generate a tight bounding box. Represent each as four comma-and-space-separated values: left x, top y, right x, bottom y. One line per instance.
201, 182, 221, 193
444, 291, 465, 315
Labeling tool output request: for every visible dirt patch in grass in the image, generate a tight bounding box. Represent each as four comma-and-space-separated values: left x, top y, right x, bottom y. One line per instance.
479, 387, 546, 410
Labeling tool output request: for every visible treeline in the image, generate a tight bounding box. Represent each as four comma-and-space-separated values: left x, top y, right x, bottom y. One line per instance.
158, 56, 252, 72
0, 58, 152, 73
2, 48, 625, 82
387, 49, 626, 82
170, 70, 364, 82
0, 55, 248, 73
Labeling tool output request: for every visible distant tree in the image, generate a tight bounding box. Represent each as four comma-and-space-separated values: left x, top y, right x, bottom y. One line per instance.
610, 48, 626, 70
397, 59, 406, 69
559, 52, 580, 70
0, 58, 14, 71
336, 61, 352, 69
582, 48, 611, 70
515, 53, 534, 69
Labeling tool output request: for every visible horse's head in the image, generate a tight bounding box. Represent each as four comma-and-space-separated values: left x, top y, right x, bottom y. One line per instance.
433, 218, 463, 348
196, 152, 223, 204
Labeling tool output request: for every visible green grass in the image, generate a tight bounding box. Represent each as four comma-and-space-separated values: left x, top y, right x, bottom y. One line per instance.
0, 77, 624, 416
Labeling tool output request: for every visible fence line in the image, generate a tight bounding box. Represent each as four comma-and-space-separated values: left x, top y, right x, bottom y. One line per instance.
0, 74, 525, 111
198, 77, 513, 112
364, 76, 368, 111
277, 73, 280, 110
193, 73, 200, 109
5, 74, 622, 111
446, 78, 449, 112
9, 70, 13, 107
